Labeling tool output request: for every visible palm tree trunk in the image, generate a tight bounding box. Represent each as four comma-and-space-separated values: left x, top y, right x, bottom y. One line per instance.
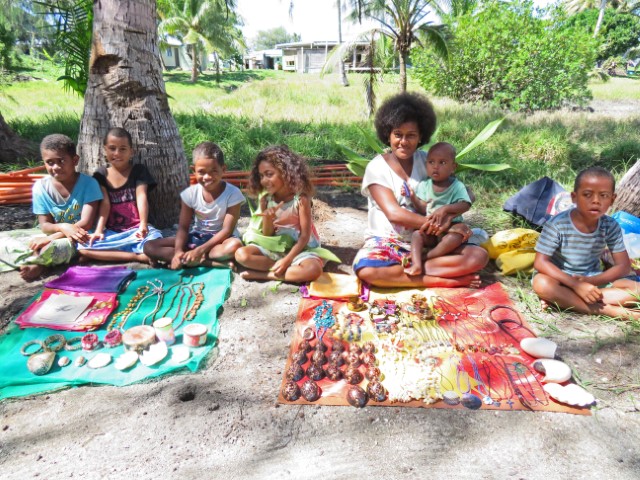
615, 160, 640, 218
594, 0, 607, 37
337, 0, 349, 87
191, 44, 198, 83
78, 0, 188, 228
215, 52, 220, 83
0, 110, 38, 164
398, 51, 407, 92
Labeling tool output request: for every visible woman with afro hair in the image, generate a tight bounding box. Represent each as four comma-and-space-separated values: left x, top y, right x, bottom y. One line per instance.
353, 92, 488, 287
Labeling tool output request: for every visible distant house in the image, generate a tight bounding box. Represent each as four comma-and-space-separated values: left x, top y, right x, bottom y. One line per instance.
243, 41, 369, 74
243, 49, 283, 70
160, 36, 211, 71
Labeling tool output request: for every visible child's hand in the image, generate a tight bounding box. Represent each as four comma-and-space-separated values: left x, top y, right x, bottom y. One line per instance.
258, 201, 284, 222
421, 210, 451, 236
29, 236, 52, 253
136, 225, 149, 239
270, 257, 292, 277
170, 252, 185, 270
182, 248, 205, 266
59, 223, 90, 243
88, 231, 104, 246
574, 280, 603, 304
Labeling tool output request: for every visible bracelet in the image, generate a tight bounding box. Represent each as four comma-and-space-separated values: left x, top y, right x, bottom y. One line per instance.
81, 333, 99, 351
103, 329, 122, 348
43, 334, 66, 352
64, 336, 83, 351
21, 340, 44, 356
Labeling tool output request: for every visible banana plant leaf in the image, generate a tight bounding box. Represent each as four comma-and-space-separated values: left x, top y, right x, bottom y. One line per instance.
457, 118, 505, 159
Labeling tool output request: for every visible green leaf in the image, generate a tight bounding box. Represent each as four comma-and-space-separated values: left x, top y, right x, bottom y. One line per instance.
457, 162, 512, 172
240, 297, 248, 307
360, 127, 385, 154
457, 118, 505, 159
335, 143, 370, 177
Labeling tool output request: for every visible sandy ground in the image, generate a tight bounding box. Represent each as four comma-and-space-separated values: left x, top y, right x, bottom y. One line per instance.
1, 188, 639, 479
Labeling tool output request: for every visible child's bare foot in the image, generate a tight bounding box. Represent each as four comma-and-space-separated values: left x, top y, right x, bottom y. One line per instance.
240, 269, 277, 281
404, 264, 423, 276
540, 298, 550, 311
439, 274, 481, 288
19, 264, 45, 282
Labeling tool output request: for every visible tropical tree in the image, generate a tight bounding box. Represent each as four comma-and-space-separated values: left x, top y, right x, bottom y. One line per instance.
565, 0, 640, 36
158, 0, 244, 83
347, 0, 448, 92
0, 111, 38, 164
251, 26, 299, 50
77, 0, 188, 227
616, 160, 640, 218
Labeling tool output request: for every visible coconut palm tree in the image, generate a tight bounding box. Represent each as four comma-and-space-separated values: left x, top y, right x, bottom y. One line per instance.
158, 0, 243, 83
346, 0, 448, 92
565, 0, 640, 36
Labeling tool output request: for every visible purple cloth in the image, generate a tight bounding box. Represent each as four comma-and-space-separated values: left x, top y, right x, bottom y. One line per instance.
45, 266, 137, 293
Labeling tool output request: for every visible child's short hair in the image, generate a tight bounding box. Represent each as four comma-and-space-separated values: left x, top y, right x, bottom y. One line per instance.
574, 166, 615, 192
192, 142, 224, 166
103, 127, 133, 147
248, 145, 314, 197
374, 92, 437, 148
428, 142, 457, 159
40, 134, 76, 157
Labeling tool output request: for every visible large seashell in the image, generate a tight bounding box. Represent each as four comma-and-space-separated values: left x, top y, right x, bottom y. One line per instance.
328, 350, 344, 366
533, 359, 572, 383
171, 345, 190, 364
306, 363, 326, 381
74, 356, 86, 367
543, 383, 595, 407
365, 365, 381, 381
287, 363, 305, 382
366, 380, 387, 402
460, 393, 482, 410
314, 339, 328, 352
361, 352, 376, 366
292, 350, 308, 365
330, 338, 345, 353
301, 379, 321, 401
140, 342, 168, 367
362, 341, 376, 354
27, 351, 55, 376
114, 351, 138, 371
442, 391, 461, 406
346, 385, 368, 408
298, 339, 312, 353
282, 381, 301, 401
344, 366, 363, 385
311, 349, 327, 366
520, 337, 557, 359
57, 356, 71, 367
348, 344, 362, 356
88, 352, 112, 369
325, 363, 342, 381
302, 327, 315, 341
345, 352, 362, 368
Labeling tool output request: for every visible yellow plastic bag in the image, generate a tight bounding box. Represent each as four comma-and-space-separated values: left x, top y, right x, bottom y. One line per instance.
482, 228, 539, 260
495, 248, 536, 275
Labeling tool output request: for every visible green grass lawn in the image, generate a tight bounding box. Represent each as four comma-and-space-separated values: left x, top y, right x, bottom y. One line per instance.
2, 68, 640, 232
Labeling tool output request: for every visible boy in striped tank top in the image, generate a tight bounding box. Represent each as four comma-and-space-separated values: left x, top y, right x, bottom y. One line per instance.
533, 166, 640, 319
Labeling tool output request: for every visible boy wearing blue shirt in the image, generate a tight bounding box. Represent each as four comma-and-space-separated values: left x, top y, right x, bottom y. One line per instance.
533, 166, 640, 319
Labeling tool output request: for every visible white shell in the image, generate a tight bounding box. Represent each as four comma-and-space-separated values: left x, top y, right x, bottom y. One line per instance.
58, 356, 71, 367
88, 352, 112, 369
27, 351, 55, 375
140, 341, 168, 367
171, 345, 190, 364
520, 337, 557, 359
74, 356, 86, 367
544, 383, 595, 407
533, 359, 572, 383
114, 351, 139, 371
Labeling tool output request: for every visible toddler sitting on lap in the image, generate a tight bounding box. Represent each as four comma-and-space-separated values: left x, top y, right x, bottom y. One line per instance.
533, 166, 640, 319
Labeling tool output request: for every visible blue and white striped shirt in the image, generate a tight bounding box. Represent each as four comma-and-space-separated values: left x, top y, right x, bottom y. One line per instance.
535, 209, 626, 275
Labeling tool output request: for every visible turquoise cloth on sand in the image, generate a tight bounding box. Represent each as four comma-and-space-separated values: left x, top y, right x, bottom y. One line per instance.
0, 267, 231, 401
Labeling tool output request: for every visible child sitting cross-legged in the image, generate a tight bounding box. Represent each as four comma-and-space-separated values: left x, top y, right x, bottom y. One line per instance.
533, 166, 640, 319
143, 142, 245, 269
403, 142, 473, 276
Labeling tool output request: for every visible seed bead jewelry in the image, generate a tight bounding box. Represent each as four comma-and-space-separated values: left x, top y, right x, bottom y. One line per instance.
64, 336, 83, 351
21, 340, 44, 356
43, 334, 66, 352
171, 286, 192, 331
160, 275, 193, 318
142, 280, 167, 325
183, 282, 204, 321
312, 300, 335, 342
107, 284, 150, 331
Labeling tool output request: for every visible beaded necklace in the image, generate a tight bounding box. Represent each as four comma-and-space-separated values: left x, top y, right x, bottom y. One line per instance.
107, 285, 151, 331
312, 300, 335, 342
183, 282, 204, 321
